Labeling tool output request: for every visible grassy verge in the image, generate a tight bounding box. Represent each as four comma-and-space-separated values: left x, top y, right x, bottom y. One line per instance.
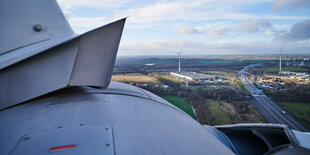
162, 96, 196, 119
240, 83, 251, 96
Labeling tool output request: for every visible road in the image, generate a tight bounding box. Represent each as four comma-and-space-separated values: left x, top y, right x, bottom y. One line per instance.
238, 64, 308, 132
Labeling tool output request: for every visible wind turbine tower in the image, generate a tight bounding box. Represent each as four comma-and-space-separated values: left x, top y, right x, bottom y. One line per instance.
279, 46, 283, 74
176, 50, 183, 73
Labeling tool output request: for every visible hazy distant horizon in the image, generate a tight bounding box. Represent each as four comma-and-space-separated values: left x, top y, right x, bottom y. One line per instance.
116, 53, 310, 58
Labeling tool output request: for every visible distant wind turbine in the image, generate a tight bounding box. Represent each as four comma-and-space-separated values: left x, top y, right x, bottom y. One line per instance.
279, 46, 283, 74
176, 50, 183, 73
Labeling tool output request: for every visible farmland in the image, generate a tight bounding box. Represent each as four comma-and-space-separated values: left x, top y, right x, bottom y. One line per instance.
197, 99, 265, 125
282, 102, 310, 118
200, 60, 246, 65
112, 55, 310, 127
111, 73, 160, 84
264, 67, 309, 72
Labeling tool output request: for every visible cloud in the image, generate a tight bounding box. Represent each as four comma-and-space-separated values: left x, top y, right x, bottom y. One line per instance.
55, 0, 310, 55
64, 0, 277, 25
57, 0, 131, 9
182, 19, 272, 38
176, 25, 229, 38
272, 0, 310, 11
205, 27, 229, 38
122, 0, 275, 24
275, 19, 310, 42
177, 26, 199, 35
237, 19, 273, 33
69, 17, 107, 28
119, 40, 310, 55
56, 0, 308, 33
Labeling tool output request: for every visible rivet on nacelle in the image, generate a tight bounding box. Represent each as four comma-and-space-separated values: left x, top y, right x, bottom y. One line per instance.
32, 24, 43, 32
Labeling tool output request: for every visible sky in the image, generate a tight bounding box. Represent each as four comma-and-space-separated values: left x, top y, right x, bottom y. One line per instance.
56, 0, 310, 55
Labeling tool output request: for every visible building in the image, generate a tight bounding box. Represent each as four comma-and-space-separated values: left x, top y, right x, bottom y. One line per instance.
281, 71, 309, 78
170, 72, 212, 81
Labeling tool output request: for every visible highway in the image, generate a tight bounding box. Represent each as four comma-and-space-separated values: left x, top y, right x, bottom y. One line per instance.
238, 64, 308, 132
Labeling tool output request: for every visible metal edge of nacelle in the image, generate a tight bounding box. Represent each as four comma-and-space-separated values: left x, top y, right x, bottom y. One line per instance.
0, 18, 126, 110
288, 130, 310, 150
0, 34, 77, 70
214, 123, 289, 129
215, 123, 310, 153
215, 123, 293, 144
203, 125, 238, 154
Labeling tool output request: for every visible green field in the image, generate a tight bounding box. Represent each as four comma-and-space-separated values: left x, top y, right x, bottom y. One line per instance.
162, 96, 196, 119
282, 102, 310, 118
264, 67, 308, 72
143, 58, 178, 63
240, 83, 251, 96
205, 99, 231, 124
200, 60, 245, 65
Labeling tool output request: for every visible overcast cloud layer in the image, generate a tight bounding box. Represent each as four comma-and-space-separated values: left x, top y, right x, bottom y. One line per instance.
57, 0, 310, 55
